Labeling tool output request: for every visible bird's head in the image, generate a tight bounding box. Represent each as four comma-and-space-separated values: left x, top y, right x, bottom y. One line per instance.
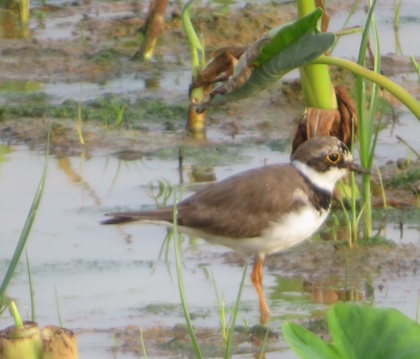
291, 136, 370, 192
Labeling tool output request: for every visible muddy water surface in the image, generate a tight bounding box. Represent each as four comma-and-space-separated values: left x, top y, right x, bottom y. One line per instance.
1, 143, 420, 358
1, 0, 420, 357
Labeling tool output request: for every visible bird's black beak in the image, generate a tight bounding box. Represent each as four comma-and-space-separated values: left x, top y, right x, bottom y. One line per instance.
346, 162, 371, 174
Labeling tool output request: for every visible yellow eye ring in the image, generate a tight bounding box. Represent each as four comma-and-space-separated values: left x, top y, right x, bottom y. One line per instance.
326, 152, 341, 164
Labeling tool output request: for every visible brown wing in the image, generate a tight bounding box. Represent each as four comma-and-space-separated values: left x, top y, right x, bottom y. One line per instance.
103, 164, 312, 238
175, 164, 312, 238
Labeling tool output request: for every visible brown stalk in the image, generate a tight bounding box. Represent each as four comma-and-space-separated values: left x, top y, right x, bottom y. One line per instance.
133, 0, 168, 61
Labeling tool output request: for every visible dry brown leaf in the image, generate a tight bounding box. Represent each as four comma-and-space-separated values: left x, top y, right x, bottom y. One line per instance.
192, 46, 246, 90
315, 0, 330, 32
292, 85, 358, 153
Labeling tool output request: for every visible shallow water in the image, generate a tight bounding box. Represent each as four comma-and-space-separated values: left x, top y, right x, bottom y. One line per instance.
0, 144, 285, 356
1, 0, 420, 357
0, 142, 420, 358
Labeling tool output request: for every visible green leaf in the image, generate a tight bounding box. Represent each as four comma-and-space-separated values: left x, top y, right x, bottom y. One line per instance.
213, 31, 335, 103
283, 303, 420, 359
283, 322, 339, 359
330, 303, 420, 359
254, 8, 324, 66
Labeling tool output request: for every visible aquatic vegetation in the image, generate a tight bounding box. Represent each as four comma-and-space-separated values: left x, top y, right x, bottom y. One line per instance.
410, 54, 420, 82
1, 96, 187, 126
182, 0, 207, 137
284, 302, 420, 359
182, 0, 420, 246
388, 168, 420, 187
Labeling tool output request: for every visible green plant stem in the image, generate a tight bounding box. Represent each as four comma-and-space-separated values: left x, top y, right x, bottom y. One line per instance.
140, 329, 148, 358
212, 271, 227, 342
173, 200, 202, 358
396, 135, 420, 159
376, 165, 387, 208
182, 0, 203, 75
25, 252, 36, 322
312, 56, 420, 121
349, 119, 358, 245
357, 0, 379, 239
410, 54, 420, 82
296, 0, 314, 16
55, 286, 63, 327
9, 301, 23, 328
296, 0, 336, 109
224, 262, 248, 359
299, 66, 336, 109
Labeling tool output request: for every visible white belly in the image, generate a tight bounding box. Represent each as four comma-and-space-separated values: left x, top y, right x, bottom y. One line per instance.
259, 205, 330, 254
177, 205, 330, 256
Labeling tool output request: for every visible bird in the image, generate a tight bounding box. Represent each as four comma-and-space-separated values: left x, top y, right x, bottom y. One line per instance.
102, 136, 369, 325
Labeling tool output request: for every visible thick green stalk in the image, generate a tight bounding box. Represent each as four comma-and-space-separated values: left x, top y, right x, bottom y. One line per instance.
182, 0, 207, 136
296, 0, 314, 15
297, 0, 336, 109
299, 66, 336, 109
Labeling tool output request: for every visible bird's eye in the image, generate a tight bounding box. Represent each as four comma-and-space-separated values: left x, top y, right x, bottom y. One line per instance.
326, 152, 340, 164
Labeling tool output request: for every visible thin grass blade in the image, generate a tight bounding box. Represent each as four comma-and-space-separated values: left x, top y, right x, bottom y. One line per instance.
25, 251, 36, 322
0, 132, 50, 307
173, 198, 202, 358
55, 286, 63, 327
212, 270, 228, 342
224, 261, 248, 359
140, 329, 148, 358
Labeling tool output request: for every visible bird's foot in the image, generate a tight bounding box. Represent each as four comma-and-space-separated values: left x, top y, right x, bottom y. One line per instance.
260, 310, 270, 326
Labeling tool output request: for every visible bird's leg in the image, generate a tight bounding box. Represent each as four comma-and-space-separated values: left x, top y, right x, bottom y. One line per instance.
251, 253, 270, 325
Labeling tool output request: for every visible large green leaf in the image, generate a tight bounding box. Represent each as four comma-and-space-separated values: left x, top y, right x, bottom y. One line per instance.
254, 7, 323, 66
330, 303, 420, 359
283, 303, 420, 359
283, 322, 339, 359
212, 31, 335, 103
194, 8, 334, 113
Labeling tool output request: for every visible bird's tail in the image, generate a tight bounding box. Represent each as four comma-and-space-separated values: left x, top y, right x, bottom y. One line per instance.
101, 209, 174, 225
